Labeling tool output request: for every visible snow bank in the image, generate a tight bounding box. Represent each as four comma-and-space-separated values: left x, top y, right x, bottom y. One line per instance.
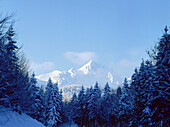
0, 108, 44, 127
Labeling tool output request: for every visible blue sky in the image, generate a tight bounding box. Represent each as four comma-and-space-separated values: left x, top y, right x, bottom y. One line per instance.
1, 0, 170, 77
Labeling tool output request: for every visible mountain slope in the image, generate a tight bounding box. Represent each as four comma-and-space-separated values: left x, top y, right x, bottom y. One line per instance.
36, 60, 122, 100
36, 60, 121, 88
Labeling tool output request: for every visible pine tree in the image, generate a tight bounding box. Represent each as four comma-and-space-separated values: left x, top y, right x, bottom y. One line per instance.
100, 82, 112, 126
3, 24, 21, 112
118, 78, 133, 126
44, 78, 53, 126
77, 85, 85, 126
116, 86, 122, 99
36, 86, 45, 123
132, 60, 146, 126
0, 16, 34, 115
69, 93, 79, 124
139, 60, 155, 126
18, 72, 31, 113
45, 79, 62, 126
50, 83, 62, 125
0, 17, 8, 107
88, 82, 101, 126
59, 89, 64, 123
148, 26, 170, 126
129, 68, 139, 126
83, 87, 91, 126
28, 72, 40, 119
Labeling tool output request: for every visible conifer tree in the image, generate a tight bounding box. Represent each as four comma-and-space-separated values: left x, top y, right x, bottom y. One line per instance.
44, 78, 53, 126
139, 60, 154, 126
116, 86, 122, 99
0, 16, 33, 115
18, 72, 31, 113
128, 68, 139, 126
88, 82, 101, 126
3, 24, 21, 112
59, 89, 64, 123
36, 86, 45, 123
77, 85, 85, 126
101, 82, 112, 126
45, 79, 62, 126
83, 87, 91, 126
0, 16, 9, 107
69, 93, 79, 124
118, 78, 133, 126
28, 72, 40, 119
148, 26, 170, 126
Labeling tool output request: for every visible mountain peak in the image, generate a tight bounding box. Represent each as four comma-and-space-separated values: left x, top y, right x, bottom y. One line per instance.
78, 60, 99, 74
87, 60, 93, 64
36, 60, 122, 90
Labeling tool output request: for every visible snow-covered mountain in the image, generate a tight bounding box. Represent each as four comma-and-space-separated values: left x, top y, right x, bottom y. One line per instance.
36, 60, 122, 100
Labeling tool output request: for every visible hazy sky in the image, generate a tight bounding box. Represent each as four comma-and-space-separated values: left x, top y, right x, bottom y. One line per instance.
1, 0, 170, 77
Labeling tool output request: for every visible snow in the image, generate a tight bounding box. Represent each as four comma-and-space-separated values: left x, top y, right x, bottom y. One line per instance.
36, 60, 122, 88
36, 70, 63, 83
78, 60, 98, 74
0, 108, 44, 127
108, 72, 113, 83
36, 60, 123, 100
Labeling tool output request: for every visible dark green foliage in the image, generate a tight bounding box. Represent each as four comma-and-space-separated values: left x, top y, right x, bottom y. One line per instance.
148, 26, 170, 126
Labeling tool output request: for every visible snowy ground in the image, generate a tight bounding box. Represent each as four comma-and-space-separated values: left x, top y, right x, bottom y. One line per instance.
0, 108, 44, 127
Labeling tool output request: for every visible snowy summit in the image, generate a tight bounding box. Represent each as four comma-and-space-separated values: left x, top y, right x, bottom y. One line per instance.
36, 60, 121, 88
36, 60, 122, 100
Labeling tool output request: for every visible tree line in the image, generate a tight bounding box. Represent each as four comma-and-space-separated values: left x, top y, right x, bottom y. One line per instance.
0, 16, 169, 127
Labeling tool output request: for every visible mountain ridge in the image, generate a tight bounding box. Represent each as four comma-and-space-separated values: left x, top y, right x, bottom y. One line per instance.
36, 60, 120, 87
36, 60, 122, 100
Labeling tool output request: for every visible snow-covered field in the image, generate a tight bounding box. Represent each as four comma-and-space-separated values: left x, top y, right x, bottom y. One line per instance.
0, 108, 44, 127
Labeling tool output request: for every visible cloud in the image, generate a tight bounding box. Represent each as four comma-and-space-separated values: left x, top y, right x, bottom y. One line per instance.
64, 51, 97, 65
30, 61, 56, 75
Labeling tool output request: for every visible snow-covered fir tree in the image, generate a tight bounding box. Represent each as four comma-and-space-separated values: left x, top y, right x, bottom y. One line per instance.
131, 60, 147, 126
69, 92, 79, 124
110, 86, 121, 125
139, 60, 154, 126
44, 78, 53, 126
17, 72, 31, 113
118, 78, 133, 126
0, 16, 11, 108
129, 68, 139, 126
44, 78, 62, 127
28, 72, 46, 123
36, 86, 45, 123
2, 24, 21, 113
28, 72, 40, 119
148, 26, 170, 126
100, 82, 113, 126
83, 87, 92, 126
76, 85, 86, 126
88, 82, 102, 126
